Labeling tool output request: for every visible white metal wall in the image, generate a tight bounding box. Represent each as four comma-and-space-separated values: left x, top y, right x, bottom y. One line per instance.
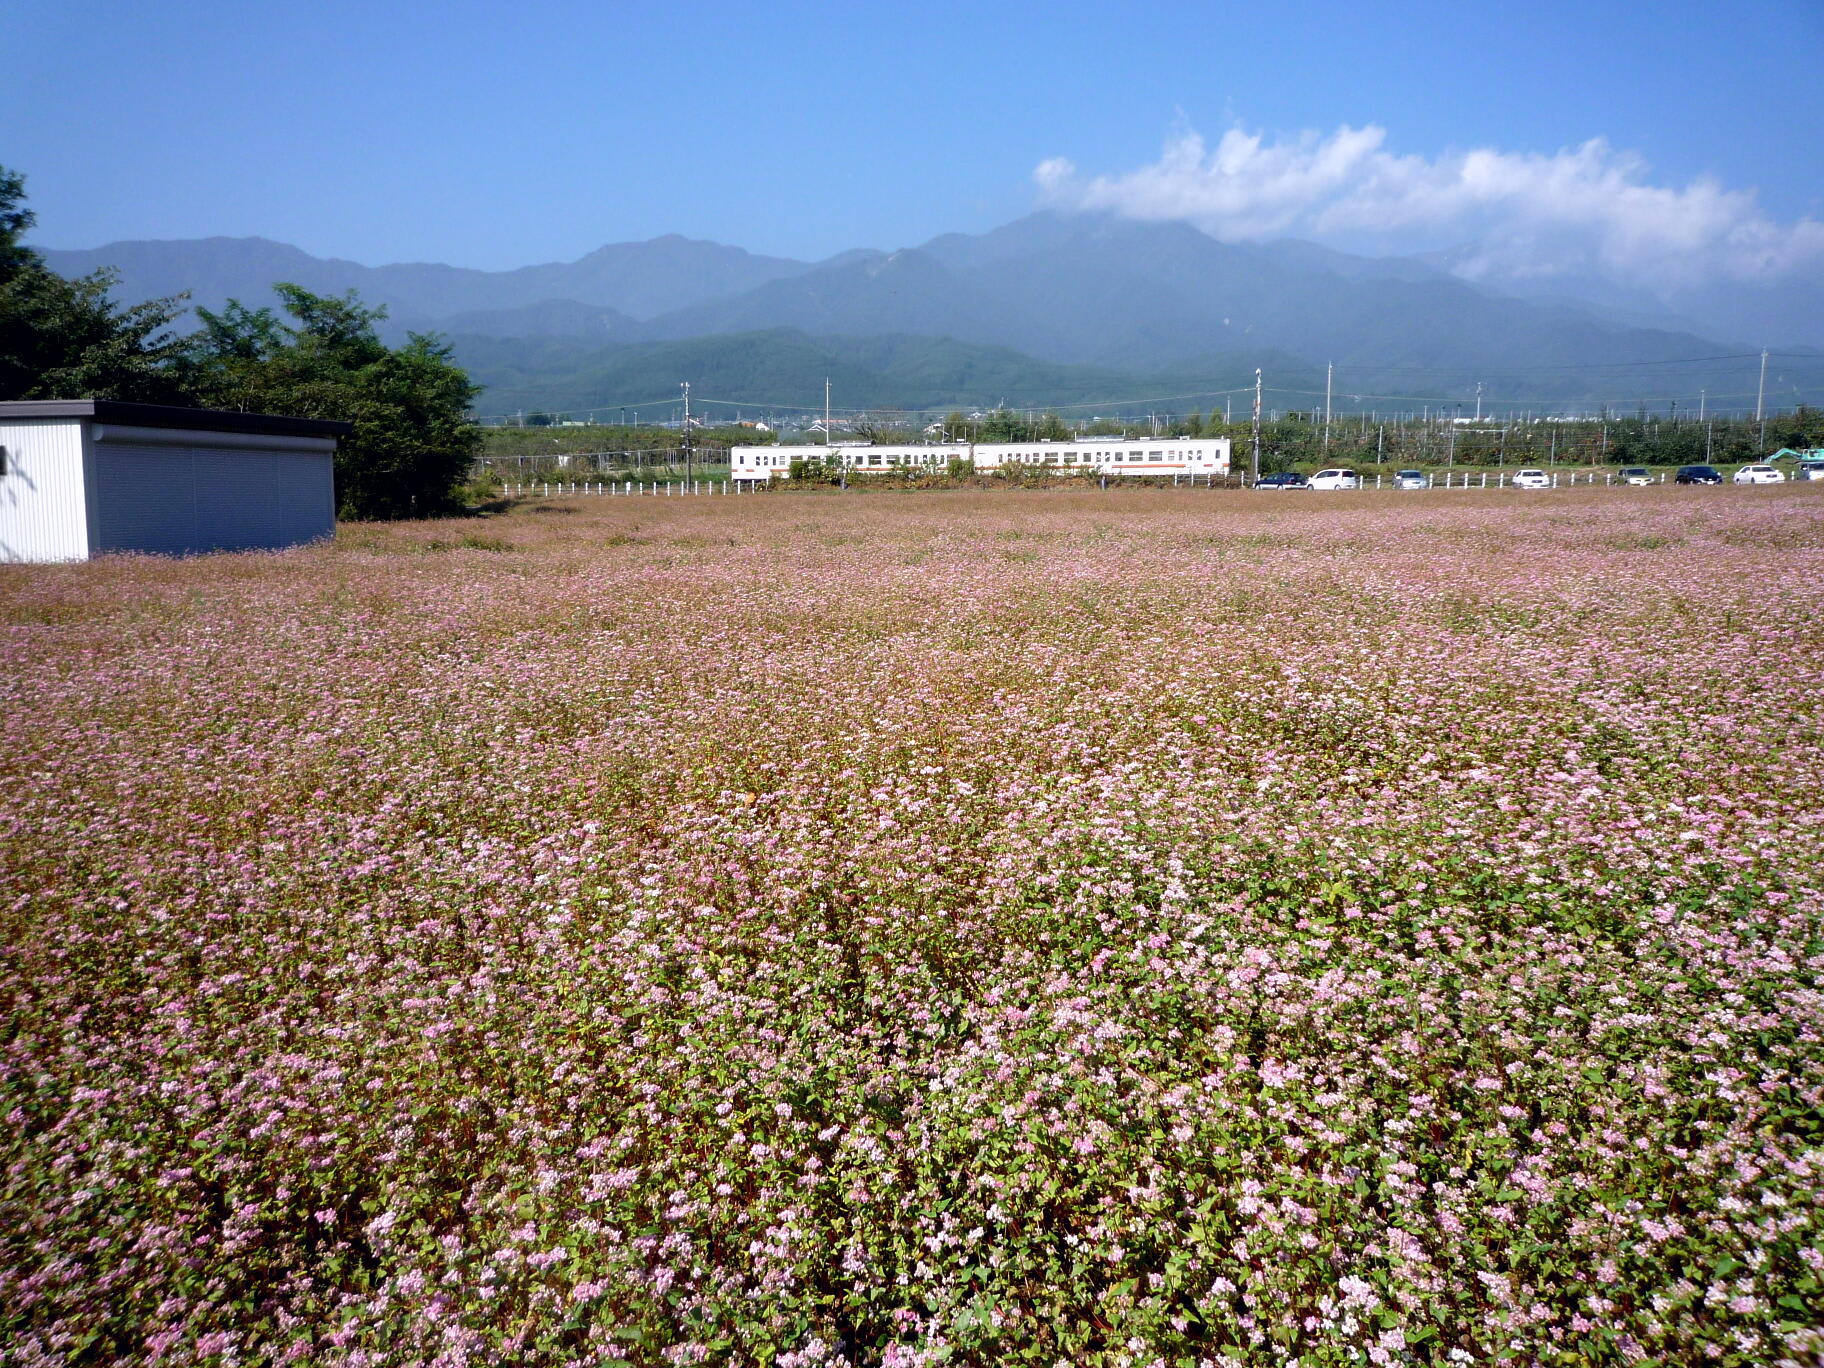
89, 427, 336, 556
0, 420, 90, 562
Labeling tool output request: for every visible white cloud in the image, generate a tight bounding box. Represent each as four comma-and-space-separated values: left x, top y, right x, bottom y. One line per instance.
1035, 125, 1824, 288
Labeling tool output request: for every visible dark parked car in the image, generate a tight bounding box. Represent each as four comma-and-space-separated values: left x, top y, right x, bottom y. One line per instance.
1254, 472, 1310, 490
1675, 465, 1723, 485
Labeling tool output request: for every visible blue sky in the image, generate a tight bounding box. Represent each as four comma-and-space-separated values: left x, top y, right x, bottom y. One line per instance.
8, 0, 1822, 274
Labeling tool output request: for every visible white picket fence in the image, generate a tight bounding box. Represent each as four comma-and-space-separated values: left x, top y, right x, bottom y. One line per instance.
505, 480, 742, 497
503, 471, 1666, 498
1246, 470, 1664, 490
1427, 470, 1659, 489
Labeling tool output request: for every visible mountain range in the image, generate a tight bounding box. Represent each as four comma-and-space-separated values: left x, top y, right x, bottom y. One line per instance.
39, 214, 1824, 418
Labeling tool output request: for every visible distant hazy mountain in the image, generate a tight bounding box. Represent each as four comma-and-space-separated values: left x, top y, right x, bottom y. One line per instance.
39, 233, 815, 325
639, 213, 1765, 398
37, 213, 1824, 408
1418, 243, 1824, 351
643, 248, 1016, 351
1648, 279, 1824, 353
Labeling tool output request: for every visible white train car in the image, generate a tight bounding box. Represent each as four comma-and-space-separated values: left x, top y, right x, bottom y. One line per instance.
973, 438, 1230, 476
730, 437, 1231, 482
730, 444, 969, 481
730, 445, 803, 481
832, 444, 970, 475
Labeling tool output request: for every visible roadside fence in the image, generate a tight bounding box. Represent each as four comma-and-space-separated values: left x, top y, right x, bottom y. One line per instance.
505, 480, 741, 498
501, 470, 1674, 499
1426, 471, 1660, 489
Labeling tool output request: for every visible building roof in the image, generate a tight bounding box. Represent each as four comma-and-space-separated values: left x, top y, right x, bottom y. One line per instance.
0, 399, 353, 439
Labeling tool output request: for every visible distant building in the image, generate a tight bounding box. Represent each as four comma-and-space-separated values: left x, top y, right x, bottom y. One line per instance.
0, 400, 350, 563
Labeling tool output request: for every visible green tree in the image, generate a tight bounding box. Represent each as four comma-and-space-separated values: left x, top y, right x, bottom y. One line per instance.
0, 166, 191, 402
188, 284, 482, 520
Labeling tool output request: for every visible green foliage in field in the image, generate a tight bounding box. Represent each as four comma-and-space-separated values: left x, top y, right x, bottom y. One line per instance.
184, 285, 481, 520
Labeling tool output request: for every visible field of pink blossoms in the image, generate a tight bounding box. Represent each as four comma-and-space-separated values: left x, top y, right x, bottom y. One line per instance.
3, 485, 1823, 1367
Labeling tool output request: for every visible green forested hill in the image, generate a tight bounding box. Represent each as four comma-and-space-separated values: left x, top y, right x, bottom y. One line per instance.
452, 329, 1327, 420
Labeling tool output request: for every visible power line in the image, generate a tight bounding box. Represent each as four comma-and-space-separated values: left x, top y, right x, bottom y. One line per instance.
1338, 352, 1771, 376
472, 371, 1818, 426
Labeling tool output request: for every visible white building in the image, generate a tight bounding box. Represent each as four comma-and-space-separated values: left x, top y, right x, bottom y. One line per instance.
0, 400, 350, 563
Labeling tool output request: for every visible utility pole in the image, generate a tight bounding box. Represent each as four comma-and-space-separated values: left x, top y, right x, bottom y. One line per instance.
1698, 389, 1706, 422
680, 382, 694, 483
825, 377, 832, 447
1475, 382, 1484, 422
1756, 349, 1769, 451
1324, 362, 1333, 455
1251, 368, 1263, 484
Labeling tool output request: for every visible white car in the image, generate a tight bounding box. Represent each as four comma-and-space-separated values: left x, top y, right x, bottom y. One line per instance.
1308, 468, 1360, 491
1618, 467, 1654, 486
1734, 464, 1785, 484
1393, 469, 1429, 490
1512, 468, 1551, 490
1792, 463, 1824, 482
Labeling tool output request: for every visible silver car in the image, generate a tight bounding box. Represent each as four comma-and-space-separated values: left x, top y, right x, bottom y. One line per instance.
1734, 464, 1784, 485
1308, 468, 1360, 491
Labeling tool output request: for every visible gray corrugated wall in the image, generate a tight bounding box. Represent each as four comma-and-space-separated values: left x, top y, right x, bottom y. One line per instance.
90, 442, 335, 556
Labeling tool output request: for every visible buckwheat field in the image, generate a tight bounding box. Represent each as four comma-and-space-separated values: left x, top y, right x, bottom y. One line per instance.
4, 486, 1823, 1368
